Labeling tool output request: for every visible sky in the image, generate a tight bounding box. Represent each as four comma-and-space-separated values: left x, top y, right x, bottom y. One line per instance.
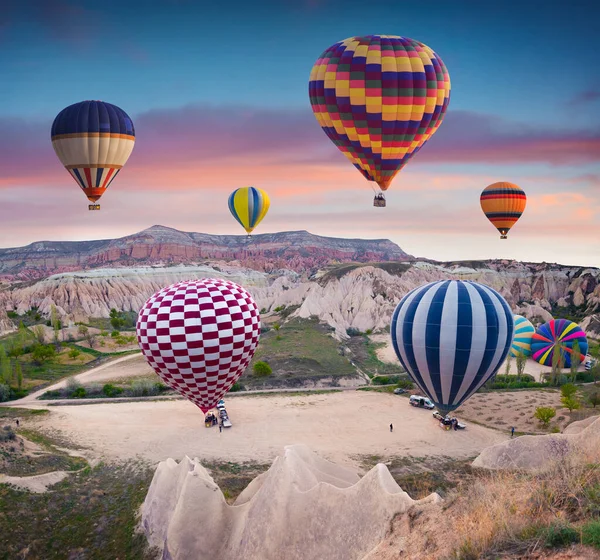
1, 0, 599, 267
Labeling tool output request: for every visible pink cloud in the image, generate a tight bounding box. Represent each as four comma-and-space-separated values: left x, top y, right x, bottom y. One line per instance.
569, 89, 600, 106
1, 106, 599, 194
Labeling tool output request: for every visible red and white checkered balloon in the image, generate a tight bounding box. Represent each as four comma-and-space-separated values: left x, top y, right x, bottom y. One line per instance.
136, 279, 261, 413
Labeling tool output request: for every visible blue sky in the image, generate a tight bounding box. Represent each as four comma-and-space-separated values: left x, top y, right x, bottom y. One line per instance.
1, 0, 599, 266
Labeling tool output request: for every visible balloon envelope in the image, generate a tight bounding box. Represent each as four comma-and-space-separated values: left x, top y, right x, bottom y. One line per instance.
309, 35, 450, 192
228, 187, 270, 234
480, 182, 526, 238
531, 319, 588, 368
136, 279, 261, 412
391, 280, 514, 413
510, 315, 535, 358
51, 100, 135, 204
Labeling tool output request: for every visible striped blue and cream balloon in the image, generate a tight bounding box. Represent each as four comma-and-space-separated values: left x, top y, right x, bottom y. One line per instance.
391, 280, 514, 414
510, 315, 535, 358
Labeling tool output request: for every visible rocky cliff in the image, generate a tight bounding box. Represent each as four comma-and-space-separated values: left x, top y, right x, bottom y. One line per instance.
1, 258, 598, 340
0, 225, 411, 281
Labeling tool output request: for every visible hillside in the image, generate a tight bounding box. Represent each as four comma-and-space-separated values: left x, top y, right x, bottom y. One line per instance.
0, 226, 412, 281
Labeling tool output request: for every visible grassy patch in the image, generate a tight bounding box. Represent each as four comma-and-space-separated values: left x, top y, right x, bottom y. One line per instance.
346, 335, 405, 377
203, 460, 270, 504
0, 461, 157, 559
228, 389, 341, 399
242, 317, 356, 386
0, 408, 49, 420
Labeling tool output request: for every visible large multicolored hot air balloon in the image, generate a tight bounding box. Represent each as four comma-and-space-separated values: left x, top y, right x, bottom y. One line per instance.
51, 100, 135, 210
228, 187, 270, 236
136, 279, 261, 413
510, 315, 536, 358
309, 35, 451, 208
531, 319, 588, 368
480, 182, 526, 239
391, 280, 514, 414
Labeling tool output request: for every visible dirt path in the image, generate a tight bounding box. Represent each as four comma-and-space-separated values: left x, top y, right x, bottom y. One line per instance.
1, 353, 146, 406
25, 392, 507, 469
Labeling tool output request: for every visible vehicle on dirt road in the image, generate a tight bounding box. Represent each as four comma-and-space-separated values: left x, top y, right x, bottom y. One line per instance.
433, 410, 466, 430
409, 395, 435, 409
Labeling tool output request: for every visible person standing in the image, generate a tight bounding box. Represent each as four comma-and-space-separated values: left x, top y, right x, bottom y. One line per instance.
219, 423, 222, 433
390, 423, 393, 432
511, 426, 515, 438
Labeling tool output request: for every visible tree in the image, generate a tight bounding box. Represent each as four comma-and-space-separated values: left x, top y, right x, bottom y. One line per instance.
17, 322, 28, 351
551, 344, 565, 386
534, 406, 556, 426
15, 361, 23, 390
560, 383, 577, 399
78, 324, 89, 338
109, 308, 125, 330
86, 332, 97, 349
561, 395, 580, 413
0, 346, 11, 384
31, 344, 56, 365
68, 348, 81, 360
588, 391, 600, 408
50, 305, 61, 348
515, 351, 527, 381
32, 324, 46, 345
570, 339, 581, 381
504, 352, 512, 376
253, 361, 272, 377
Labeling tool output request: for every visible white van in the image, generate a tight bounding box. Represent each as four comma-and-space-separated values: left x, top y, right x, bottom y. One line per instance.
409, 395, 435, 409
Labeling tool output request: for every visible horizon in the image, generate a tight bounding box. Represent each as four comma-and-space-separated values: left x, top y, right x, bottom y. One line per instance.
2, 223, 597, 270
1, 0, 599, 267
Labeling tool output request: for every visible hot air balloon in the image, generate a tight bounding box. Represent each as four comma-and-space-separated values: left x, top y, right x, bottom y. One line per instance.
510, 315, 535, 358
51, 100, 135, 210
391, 280, 514, 414
531, 319, 588, 368
480, 182, 526, 239
309, 35, 450, 208
228, 187, 270, 236
136, 279, 261, 413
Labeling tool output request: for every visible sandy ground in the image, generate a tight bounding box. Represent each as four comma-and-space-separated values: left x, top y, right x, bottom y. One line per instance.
23, 392, 506, 469
456, 390, 565, 434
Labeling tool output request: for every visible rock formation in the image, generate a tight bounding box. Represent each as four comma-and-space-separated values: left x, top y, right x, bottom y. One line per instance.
1, 229, 598, 340
472, 416, 600, 471
142, 444, 440, 560
0, 225, 411, 281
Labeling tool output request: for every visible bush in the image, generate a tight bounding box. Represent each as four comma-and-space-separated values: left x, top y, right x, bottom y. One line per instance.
129, 379, 160, 397
0, 425, 16, 442
0, 384, 11, 402
230, 382, 245, 392
253, 361, 272, 377
100, 331, 109, 337
65, 377, 82, 397
273, 305, 285, 313
111, 330, 120, 338
68, 348, 81, 359
396, 379, 415, 390
72, 387, 86, 398
372, 375, 401, 385
561, 395, 581, 412
534, 406, 556, 426
346, 327, 362, 337
560, 383, 577, 398
581, 519, 600, 548
543, 524, 579, 548
102, 383, 124, 398
490, 374, 545, 390
260, 326, 271, 334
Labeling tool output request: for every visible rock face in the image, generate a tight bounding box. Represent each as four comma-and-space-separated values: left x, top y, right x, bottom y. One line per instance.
472, 416, 600, 471
0, 225, 411, 281
1, 259, 599, 339
141, 444, 440, 560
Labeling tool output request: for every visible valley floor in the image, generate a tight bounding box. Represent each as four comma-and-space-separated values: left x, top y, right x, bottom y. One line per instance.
14, 390, 506, 468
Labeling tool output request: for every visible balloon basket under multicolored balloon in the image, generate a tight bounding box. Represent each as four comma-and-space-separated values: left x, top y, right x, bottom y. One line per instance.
373, 195, 386, 208
88, 204, 101, 211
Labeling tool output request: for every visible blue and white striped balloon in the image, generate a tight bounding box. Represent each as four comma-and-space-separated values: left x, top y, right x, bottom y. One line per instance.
510, 315, 535, 358
391, 280, 514, 413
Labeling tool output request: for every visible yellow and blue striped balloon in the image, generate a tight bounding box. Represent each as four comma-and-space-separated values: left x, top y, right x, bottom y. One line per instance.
228, 187, 270, 235
510, 315, 535, 358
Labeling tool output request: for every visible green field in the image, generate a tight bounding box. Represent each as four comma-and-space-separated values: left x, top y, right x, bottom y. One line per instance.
346, 335, 406, 377
241, 317, 357, 388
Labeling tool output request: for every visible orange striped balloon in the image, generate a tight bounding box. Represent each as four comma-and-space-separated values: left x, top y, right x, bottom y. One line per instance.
480, 182, 526, 239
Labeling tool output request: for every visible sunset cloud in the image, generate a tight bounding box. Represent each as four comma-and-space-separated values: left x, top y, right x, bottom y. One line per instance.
1, 106, 600, 193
